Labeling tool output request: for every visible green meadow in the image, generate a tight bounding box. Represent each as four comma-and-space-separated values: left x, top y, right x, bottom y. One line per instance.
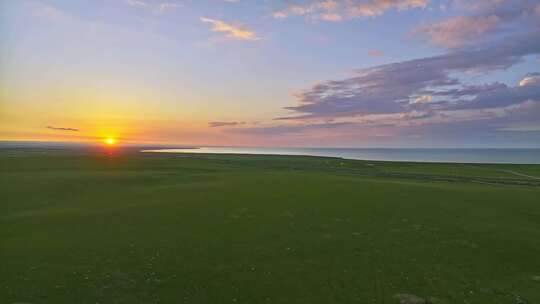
1, 149, 540, 304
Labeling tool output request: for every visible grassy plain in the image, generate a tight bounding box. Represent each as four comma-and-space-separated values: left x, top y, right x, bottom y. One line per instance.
1, 148, 540, 303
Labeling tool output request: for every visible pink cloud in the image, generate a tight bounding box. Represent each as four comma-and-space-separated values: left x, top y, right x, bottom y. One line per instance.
200, 17, 259, 41
273, 0, 428, 22
413, 15, 499, 48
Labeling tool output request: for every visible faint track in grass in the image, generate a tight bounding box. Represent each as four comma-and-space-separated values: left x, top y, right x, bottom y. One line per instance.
293, 166, 540, 187
171, 154, 540, 187
497, 169, 540, 180
330, 167, 540, 187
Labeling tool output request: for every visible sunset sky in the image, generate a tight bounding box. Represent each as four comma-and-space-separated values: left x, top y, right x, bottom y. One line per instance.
1, 0, 539, 147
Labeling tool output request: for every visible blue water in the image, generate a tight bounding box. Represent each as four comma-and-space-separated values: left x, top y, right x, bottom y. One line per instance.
142, 147, 540, 164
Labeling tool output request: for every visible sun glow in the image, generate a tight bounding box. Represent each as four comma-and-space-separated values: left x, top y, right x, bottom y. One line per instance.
105, 138, 116, 145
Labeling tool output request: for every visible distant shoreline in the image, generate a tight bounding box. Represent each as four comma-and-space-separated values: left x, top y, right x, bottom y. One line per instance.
141, 147, 540, 165
2, 142, 539, 164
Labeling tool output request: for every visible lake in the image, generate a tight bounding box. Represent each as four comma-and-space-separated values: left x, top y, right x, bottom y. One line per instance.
142, 147, 540, 164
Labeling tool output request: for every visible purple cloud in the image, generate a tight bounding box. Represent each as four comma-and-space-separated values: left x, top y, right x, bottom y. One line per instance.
46, 126, 79, 132
230, 23, 540, 143
209, 121, 246, 127
413, 0, 539, 48
272, 0, 428, 22
281, 30, 540, 120
228, 122, 354, 135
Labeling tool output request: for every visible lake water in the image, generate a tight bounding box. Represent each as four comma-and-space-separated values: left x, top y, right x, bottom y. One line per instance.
142, 147, 540, 164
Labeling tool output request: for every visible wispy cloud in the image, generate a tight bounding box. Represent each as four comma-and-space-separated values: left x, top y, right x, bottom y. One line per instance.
159, 2, 182, 12
368, 50, 384, 57
413, 0, 539, 49
124, 0, 182, 13
200, 17, 259, 41
413, 15, 499, 48
46, 126, 79, 132
228, 122, 354, 135
452, 0, 506, 11
273, 0, 428, 22
125, 0, 149, 8
31, 3, 69, 22
209, 121, 246, 127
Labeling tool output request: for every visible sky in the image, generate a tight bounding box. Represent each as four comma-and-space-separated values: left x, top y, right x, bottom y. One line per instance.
0, 0, 539, 147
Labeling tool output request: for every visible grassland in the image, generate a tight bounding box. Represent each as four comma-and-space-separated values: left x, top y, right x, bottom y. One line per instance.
1, 148, 540, 303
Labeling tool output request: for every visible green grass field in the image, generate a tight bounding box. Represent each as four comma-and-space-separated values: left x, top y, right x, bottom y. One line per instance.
1, 149, 540, 303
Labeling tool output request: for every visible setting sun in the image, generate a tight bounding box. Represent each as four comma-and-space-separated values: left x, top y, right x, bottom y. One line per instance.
105, 138, 116, 145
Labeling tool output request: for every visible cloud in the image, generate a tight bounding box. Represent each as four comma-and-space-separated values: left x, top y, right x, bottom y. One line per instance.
368, 50, 384, 57
233, 99, 540, 142
159, 2, 182, 12
124, 1, 181, 13
410, 95, 432, 104
125, 0, 148, 7
519, 73, 540, 87
228, 122, 354, 135
229, 28, 540, 141
280, 30, 540, 120
272, 0, 428, 22
498, 124, 540, 132
351, 0, 428, 17
209, 121, 246, 127
31, 3, 69, 22
46, 126, 79, 132
200, 17, 259, 41
413, 0, 540, 49
321, 13, 343, 22
452, 0, 506, 11
443, 81, 540, 111
413, 15, 499, 48
38, 6, 66, 20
